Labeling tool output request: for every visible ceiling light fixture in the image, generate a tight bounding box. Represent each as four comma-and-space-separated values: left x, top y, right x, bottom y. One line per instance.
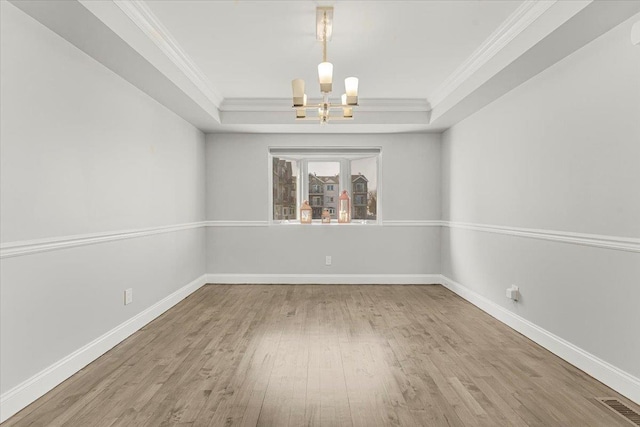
291, 7, 359, 124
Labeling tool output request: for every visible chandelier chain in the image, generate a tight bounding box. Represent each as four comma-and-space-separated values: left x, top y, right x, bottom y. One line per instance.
322, 11, 327, 62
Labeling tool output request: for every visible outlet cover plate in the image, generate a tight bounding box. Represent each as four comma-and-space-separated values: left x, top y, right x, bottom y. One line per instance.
124, 288, 133, 305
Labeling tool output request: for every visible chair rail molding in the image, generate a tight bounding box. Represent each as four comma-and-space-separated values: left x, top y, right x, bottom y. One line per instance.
205, 220, 270, 227
205, 220, 442, 227
444, 221, 640, 253
0, 222, 207, 259
383, 220, 444, 227
3, 220, 635, 257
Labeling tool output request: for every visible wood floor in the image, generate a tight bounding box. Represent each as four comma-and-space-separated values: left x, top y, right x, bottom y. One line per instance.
4, 284, 638, 426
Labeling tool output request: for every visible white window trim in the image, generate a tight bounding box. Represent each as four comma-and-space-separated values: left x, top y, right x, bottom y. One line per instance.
268, 147, 382, 225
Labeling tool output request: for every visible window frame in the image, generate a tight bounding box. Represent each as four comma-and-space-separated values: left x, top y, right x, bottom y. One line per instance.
268, 147, 382, 225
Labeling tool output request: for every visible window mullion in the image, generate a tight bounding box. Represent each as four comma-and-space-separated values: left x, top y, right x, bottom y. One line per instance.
339, 158, 352, 196
301, 160, 309, 213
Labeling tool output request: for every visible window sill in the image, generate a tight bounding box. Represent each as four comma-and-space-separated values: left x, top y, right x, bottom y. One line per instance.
272, 220, 379, 226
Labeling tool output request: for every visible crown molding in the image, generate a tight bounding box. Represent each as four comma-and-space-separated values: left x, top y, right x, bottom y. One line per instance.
430, 0, 557, 108
113, 0, 224, 108
220, 99, 291, 112
221, 98, 431, 113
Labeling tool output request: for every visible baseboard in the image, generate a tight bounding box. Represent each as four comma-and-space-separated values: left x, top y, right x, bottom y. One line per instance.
205, 273, 441, 285
438, 274, 640, 405
0, 274, 208, 423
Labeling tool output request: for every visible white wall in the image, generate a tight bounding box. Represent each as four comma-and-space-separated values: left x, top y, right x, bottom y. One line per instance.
0, 0, 206, 405
441, 12, 640, 385
206, 133, 441, 278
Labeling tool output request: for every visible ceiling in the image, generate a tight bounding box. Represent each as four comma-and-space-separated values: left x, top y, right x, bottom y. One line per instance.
10, 0, 640, 134
144, 1, 521, 100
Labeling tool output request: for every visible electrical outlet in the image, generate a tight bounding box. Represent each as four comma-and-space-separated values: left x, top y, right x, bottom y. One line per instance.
124, 288, 133, 305
506, 285, 519, 301
325, 255, 332, 266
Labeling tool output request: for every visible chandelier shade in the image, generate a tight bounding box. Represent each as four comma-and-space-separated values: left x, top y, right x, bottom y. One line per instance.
292, 79, 305, 107
290, 6, 359, 124
318, 62, 333, 93
344, 77, 359, 105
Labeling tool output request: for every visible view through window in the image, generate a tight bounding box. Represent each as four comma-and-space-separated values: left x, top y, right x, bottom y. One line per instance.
271, 148, 380, 223
272, 157, 298, 220
308, 162, 340, 219
350, 157, 377, 220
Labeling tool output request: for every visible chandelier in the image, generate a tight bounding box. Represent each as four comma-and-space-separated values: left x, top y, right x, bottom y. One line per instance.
291, 7, 359, 124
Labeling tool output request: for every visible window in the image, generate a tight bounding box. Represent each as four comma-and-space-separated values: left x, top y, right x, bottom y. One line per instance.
351, 157, 377, 220
272, 157, 298, 220
270, 147, 380, 223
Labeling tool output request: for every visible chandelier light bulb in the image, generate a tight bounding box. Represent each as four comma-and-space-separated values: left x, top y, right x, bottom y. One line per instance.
318, 62, 333, 93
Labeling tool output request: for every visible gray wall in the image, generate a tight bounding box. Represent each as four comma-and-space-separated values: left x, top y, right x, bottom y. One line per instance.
0, 3, 206, 394
441, 14, 640, 378
206, 133, 441, 275
3, 0, 638, 411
